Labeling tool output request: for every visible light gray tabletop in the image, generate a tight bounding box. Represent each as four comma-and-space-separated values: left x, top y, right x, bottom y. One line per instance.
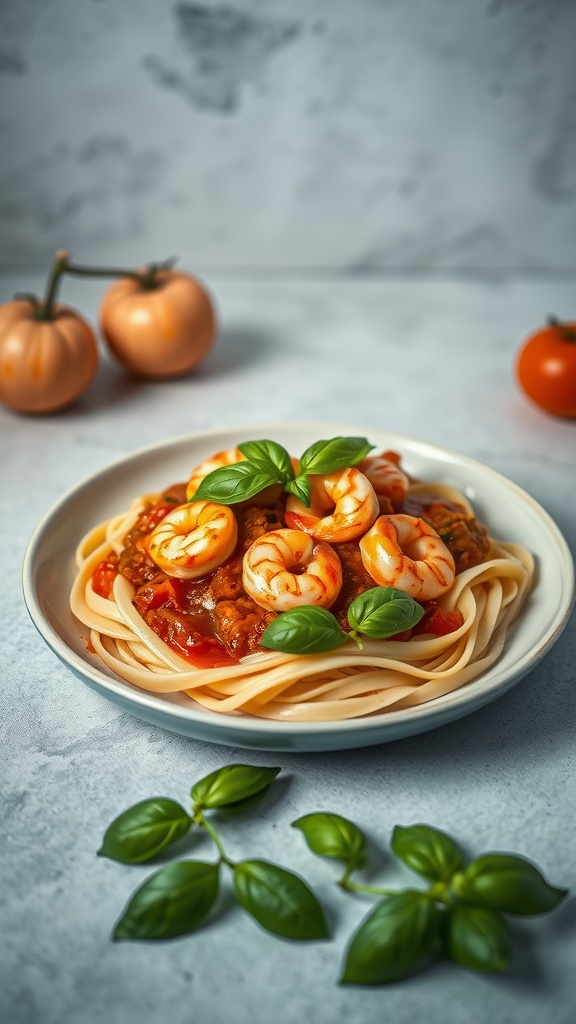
1, 272, 575, 1024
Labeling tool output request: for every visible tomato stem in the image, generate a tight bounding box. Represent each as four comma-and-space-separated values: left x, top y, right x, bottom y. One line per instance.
31, 250, 180, 321
547, 316, 576, 344
36, 249, 70, 321
34, 251, 178, 319
64, 255, 177, 291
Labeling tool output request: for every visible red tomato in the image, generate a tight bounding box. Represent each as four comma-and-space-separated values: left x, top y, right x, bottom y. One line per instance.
515, 318, 576, 418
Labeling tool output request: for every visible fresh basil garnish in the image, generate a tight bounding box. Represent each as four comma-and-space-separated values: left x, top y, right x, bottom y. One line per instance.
237, 439, 295, 482
299, 436, 374, 475
260, 606, 348, 655
348, 587, 424, 639
284, 473, 312, 507
259, 587, 423, 655
190, 435, 374, 506
192, 461, 279, 504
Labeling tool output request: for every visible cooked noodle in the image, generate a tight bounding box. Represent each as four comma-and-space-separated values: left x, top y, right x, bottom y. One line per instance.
70, 469, 534, 722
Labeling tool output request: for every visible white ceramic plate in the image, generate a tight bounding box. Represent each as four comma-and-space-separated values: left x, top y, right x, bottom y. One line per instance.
23, 422, 574, 752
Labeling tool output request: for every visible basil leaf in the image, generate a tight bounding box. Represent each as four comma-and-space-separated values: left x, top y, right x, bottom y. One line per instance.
445, 905, 510, 973
348, 587, 424, 639
299, 436, 374, 475
233, 859, 329, 940
391, 824, 463, 882
191, 462, 278, 504
191, 764, 281, 810
260, 606, 348, 655
341, 890, 441, 985
237, 440, 294, 482
455, 854, 568, 915
98, 798, 193, 864
285, 474, 312, 507
113, 860, 219, 941
292, 812, 367, 871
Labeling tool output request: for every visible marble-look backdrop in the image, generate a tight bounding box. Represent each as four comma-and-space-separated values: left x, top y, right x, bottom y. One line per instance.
0, 0, 575, 271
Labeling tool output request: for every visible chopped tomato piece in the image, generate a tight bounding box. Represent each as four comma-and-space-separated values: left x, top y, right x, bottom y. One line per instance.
133, 576, 190, 613
391, 602, 464, 642
92, 558, 119, 599
413, 602, 464, 637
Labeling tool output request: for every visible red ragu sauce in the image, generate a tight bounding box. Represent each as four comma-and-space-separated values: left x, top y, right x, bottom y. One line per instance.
130, 574, 237, 670
90, 481, 477, 668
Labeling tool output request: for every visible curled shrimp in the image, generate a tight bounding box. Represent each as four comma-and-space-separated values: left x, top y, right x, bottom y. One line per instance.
242, 528, 343, 612
148, 500, 238, 579
358, 451, 409, 511
186, 449, 246, 500
284, 467, 379, 543
359, 513, 455, 601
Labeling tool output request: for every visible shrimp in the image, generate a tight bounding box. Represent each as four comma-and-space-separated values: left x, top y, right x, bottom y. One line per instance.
242, 529, 343, 612
284, 467, 379, 543
358, 451, 409, 511
186, 448, 246, 500
147, 501, 238, 579
359, 513, 455, 601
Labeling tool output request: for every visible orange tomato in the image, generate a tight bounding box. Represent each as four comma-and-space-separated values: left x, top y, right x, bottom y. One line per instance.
515, 319, 576, 418
0, 299, 98, 414
100, 269, 216, 379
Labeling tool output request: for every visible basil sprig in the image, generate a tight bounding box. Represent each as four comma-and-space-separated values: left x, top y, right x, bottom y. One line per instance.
100, 768, 568, 984
191, 436, 373, 507
103, 765, 326, 943
260, 586, 424, 654
293, 817, 568, 983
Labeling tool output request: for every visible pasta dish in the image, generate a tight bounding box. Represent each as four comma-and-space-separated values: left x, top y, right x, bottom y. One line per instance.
70, 437, 533, 722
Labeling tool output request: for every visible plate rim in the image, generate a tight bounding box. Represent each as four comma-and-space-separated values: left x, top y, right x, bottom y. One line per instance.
22, 420, 576, 747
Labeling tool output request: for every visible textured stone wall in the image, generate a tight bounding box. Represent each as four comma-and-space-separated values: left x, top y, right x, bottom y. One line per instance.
1, 0, 575, 270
